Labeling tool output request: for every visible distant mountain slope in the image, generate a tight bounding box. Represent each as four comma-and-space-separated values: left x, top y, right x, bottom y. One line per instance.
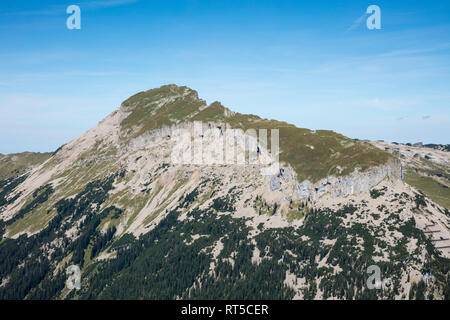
0, 152, 51, 180
371, 141, 450, 209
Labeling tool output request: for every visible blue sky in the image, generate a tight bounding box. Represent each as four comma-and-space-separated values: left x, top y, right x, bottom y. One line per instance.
0, 0, 449, 153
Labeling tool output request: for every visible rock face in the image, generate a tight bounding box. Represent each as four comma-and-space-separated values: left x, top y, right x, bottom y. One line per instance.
127, 122, 230, 152
270, 175, 281, 191
295, 158, 403, 200
126, 121, 404, 201
127, 121, 277, 171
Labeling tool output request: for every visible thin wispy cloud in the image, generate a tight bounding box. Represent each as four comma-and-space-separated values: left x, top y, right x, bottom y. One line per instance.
2, 8, 61, 16
346, 13, 367, 32
0, 70, 141, 83
83, 0, 139, 9
381, 42, 450, 57
381, 48, 433, 57
335, 97, 421, 112
360, 98, 416, 110
2, 0, 139, 16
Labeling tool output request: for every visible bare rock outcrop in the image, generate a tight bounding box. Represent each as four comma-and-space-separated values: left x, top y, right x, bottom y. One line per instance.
295, 158, 403, 200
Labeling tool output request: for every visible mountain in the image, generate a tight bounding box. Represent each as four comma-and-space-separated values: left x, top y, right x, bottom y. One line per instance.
0, 84, 448, 300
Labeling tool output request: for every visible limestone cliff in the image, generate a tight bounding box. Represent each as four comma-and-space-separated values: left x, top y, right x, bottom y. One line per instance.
295, 158, 403, 200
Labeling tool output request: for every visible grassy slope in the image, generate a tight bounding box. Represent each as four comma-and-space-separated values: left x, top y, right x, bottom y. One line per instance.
405, 169, 450, 209
121, 85, 206, 137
